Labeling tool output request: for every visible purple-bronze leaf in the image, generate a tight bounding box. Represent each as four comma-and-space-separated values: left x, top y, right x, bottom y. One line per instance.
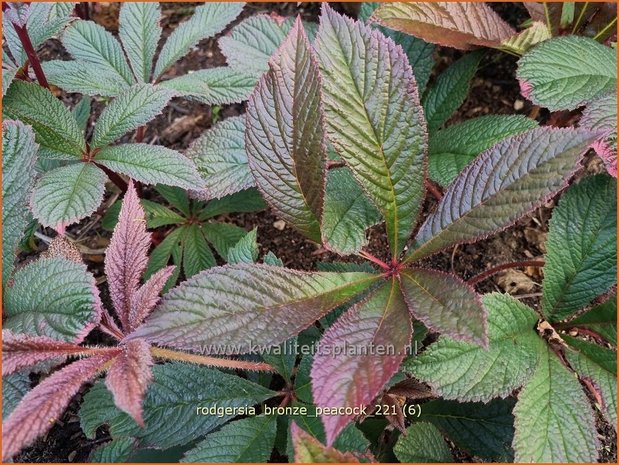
105, 180, 150, 331
129, 264, 379, 353
406, 127, 599, 263
399, 269, 487, 346
311, 279, 411, 445
369, 2, 515, 50
105, 339, 153, 427
246, 17, 326, 242
2, 352, 119, 461
2, 330, 116, 376
315, 5, 427, 258
291, 422, 361, 463
128, 266, 176, 332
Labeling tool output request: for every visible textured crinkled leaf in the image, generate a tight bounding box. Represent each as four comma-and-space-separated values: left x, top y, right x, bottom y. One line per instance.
581, 93, 617, 177
94, 144, 203, 189
3, 81, 85, 158
263, 251, 283, 267
90, 437, 136, 463
202, 223, 249, 259
421, 399, 516, 462
406, 293, 542, 402
517, 36, 617, 111
153, 3, 244, 79
291, 423, 360, 463
105, 181, 150, 330
564, 335, 617, 428
186, 116, 254, 200
566, 296, 617, 346
360, 2, 434, 94
513, 345, 599, 462
31, 163, 106, 233
2, 121, 38, 285
92, 84, 173, 148
312, 280, 411, 445
400, 268, 487, 346
408, 128, 598, 262
394, 422, 453, 462
2, 353, 116, 462
119, 2, 162, 82
543, 175, 616, 321
80, 363, 275, 448
500, 21, 550, 55
62, 20, 134, 84
369, 2, 515, 50
2, 373, 30, 421
4, 257, 100, 342
423, 51, 483, 133
322, 168, 381, 255
316, 6, 427, 258
105, 340, 153, 427
130, 265, 379, 353
182, 415, 277, 463
2, 68, 17, 96
160, 68, 254, 105
429, 115, 538, 187
226, 228, 258, 265
182, 225, 216, 277
246, 19, 326, 242
43, 60, 131, 97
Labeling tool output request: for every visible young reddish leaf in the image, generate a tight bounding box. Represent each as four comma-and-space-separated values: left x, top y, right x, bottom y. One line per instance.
105, 339, 153, 427
128, 266, 176, 332
399, 268, 487, 346
315, 5, 427, 258
2, 330, 115, 376
369, 2, 515, 50
406, 127, 599, 263
246, 17, 326, 242
2, 352, 118, 461
291, 423, 361, 463
581, 93, 617, 177
105, 181, 150, 331
311, 279, 411, 445
129, 265, 379, 353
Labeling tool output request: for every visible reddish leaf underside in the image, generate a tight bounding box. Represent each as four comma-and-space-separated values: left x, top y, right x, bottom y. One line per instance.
2, 352, 119, 461
128, 266, 176, 331
311, 279, 411, 445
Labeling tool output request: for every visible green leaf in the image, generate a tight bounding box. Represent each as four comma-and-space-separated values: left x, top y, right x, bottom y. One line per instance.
359, 2, 434, 93
72, 96, 92, 134
261, 337, 296, 382
43, 60, 131, 97
500, 21, 550, 55
407, 127, 599, 262
144, 228, 184, 285
155, 184, 190, 216
182, 225, 216, 278
423, 51, 483, 133
405, 293, 542, 402
90, 437, 135, 463
2, 121, 38, 285
246, 19, 326, 242
153, 2, 244, 79
263, 251, 283, 266
3, 81, 85, 159
315, 6, 427, 258
130, 265, 379, 353
322, 168, 381, 255
119, 2, 162, 82
4, 257, 99, 342
80, 363, 275, 449
202, 223, 249, 259
517, 36, 617, 111
564, 296, 617, 346
2, 373, 30, 420
62, 20, 134, 84
543, 175, 616, 321
513, 344, 599, 462
564, 335, 617, 428
31, 163, 107, 232
182, 415, 277, 463
226, 228, 258, 264
429, 115, 538, 187
421, 399, 516, 461
394, 422, 453, 462
186, 116, 254, 200
160, 68, 254, 105
94, 144, 203, 189
290, 422, 362, 463
92, 84, 173, 148
2, 68, 17, 96
197, 189, 266, 220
